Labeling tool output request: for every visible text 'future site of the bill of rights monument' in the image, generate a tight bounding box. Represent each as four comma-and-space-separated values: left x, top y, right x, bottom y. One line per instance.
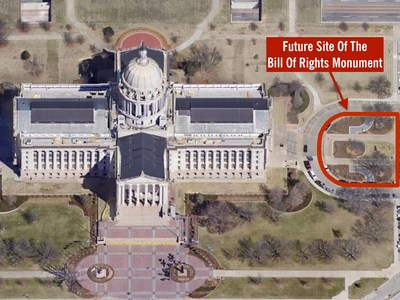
13, 44, 272, 219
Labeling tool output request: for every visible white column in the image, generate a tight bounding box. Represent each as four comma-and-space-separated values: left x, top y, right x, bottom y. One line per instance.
144, 184, 148, 206
91, 150, 95, 169
228, 151, 232, 170
152, 184, 156, 206
189, 150, 194, 170
136, 184, 140, 206
116, 183, 121, 212
162, 185, 168, 214
205, 151, 209, 170
45, 151, 49, 170
213, 150, 217, 170
243, 151, 247, 169
235, 150, 240, 170
121, 185, 126, 204
128, 184, 133, 206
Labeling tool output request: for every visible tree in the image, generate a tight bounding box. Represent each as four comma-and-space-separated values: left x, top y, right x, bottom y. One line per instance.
236, 237, 261, 264
352, 207, 388, 244
208, 22, 216, 31
249, 22, 258, 31
22, 209, 39, 224
235, 203, 255, 223
352, 81, 362, 92
35, 240, 59, 264
188, 44, 223, 73
74, 194, 91, 206
226, 38, 233, 45
17, 19, 30, 32
361, 22, 369, 32
315, 200, 334, 213
88, 22, 96, 30
39, 21, 51, 31
76, 34, 85, 45
260, 234, 287, 261
44, 265, 80, 293
289, 80, 303, 94
20, 50, 31, 61
285, 181, 309, 209
0, 240, 6, 260
278, 21, 285, 31
367, 75, 391, 98
271, 76, 289, 96
335, 188, 367, 215
314, 72, 324, 83
89, 44, 98, 53
353, 151, 392, 181
63, 32, 73, 46
334, 239, 362, 261
292, 90, 303, 109
258, 202, 281, 223
291, 240, 310, 264
24, 56, 44, 77
332, 228, 343, 238
170, 33, 179, 44
251, 38, 256, 45
338, 21, 348, 32
309, 239, 336, 262
269, 186, 284, 204
192, 193, 204, 205
102, 26, 114, 42
65, 24, 73, 31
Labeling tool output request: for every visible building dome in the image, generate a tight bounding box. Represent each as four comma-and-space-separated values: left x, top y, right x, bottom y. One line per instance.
122, 49, 163, 93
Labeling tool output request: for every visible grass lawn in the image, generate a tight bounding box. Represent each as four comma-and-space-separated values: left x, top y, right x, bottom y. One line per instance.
208, 277, 344, 299
0, 279, 77, 299
333, 141, 365, 159
349, 278, 388, 299
76, 0, 211, 24
328, 117, 366, 134
198, 181, 393, 270
364, 142, 394, 157
0, 202, 90, 270
328, 164, 364, 182
46, 40, 59, 83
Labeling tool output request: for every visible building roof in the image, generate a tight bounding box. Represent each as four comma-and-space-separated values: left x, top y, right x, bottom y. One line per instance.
118, 133, 166, 180
30, 100, 94, 123
122, 49, 163, 93
176, 97, 268, 110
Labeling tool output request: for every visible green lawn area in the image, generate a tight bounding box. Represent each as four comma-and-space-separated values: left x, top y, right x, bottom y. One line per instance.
0, 202, 90, 270
0, 279, 77, 299
198, 182, 393, 270
76, 0, 211, 24
349, 278, 388, 299
208, 277, 344, 299
46, 40, 59, 83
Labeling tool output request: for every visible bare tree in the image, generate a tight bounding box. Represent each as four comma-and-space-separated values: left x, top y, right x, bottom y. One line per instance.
314, 72, 324, 84
44, 265, 80, 293
278, 21, 285, 31
335, 188, 367, 215
226, 38, 233, 45
170, 33, 179, 44
251, 38, 256, 45
269, 186, 284, 204
87, 22, 96, 30
35, 240, 59, 264
291, 240, 310, 264
309, 239, 336, 263
208, 22, 216, 31
272, 76, 289, 96
354, 151, 392, 181
285, 181, 309, 208
236, 203, 255, 223
338, 21, 349, 32
334, 239, 362, 261
261, 234, 287, 261
39, 22, 51, 31
236, 237, 262, 264
76, 34, 85, 45
89, 44, 98, 53
352, 207, 388, 244
352, 81, 362, 92
367, 75, 391, 98
361, 22, 369, 32
292, 90, 303, 109
249, 22, 258, 31
0, 240, 6, 260
24, 56, 44, 77
258, 202, 281, 223
189, 44, 223, 73
63, 32, 74, 46
17, 19, 30, 32
289, 80, 303, 94
315, 200, 334, 213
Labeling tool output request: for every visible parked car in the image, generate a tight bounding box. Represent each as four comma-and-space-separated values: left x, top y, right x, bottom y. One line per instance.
304, 160, 311, 170
303, 145, 308, 153
307, 170, 317, 179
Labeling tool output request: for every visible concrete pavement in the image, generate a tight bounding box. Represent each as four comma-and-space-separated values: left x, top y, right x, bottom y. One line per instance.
0, 271, 54, 279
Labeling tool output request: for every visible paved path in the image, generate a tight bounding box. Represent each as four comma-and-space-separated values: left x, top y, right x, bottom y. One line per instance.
8, 34, 62, 41
288, 0, 297, 34
0, 271, 54, 278
65, 0, 106, 50
175, 0, 221, 52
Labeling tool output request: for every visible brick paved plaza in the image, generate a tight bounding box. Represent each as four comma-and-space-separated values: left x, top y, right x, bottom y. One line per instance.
76, 222, 212, 299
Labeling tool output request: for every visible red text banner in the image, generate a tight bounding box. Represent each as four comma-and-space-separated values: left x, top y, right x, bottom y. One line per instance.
266, 37, 384, 72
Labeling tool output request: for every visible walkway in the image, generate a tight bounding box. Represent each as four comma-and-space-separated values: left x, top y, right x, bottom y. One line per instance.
65, 0, 106, 50
288, 0, 296, 34
0, 271, 54, 278
175, 0, 221, 52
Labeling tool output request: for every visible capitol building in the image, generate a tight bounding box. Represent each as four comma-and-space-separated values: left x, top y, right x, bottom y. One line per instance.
13, 44, 271, 218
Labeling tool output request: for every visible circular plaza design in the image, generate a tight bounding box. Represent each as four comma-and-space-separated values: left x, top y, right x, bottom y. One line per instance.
117, 29, 169, 50
87, 263, 114, 283
169, 263, 195, 283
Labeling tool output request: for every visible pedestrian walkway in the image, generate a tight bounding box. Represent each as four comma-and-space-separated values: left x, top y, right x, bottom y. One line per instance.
0, 271, 54, 279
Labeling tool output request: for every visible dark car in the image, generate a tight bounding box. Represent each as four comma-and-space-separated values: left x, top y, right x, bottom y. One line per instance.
303, 145, 308, 153
303, 160, 311, 170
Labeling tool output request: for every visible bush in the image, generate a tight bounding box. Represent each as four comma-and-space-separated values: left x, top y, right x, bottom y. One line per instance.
338, 21, 348, 32
20, 50, 31, 61
22, 209, 39, 224
249, 22, 258, 31
102, 26, 114, 42
17, 19, 30, 32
